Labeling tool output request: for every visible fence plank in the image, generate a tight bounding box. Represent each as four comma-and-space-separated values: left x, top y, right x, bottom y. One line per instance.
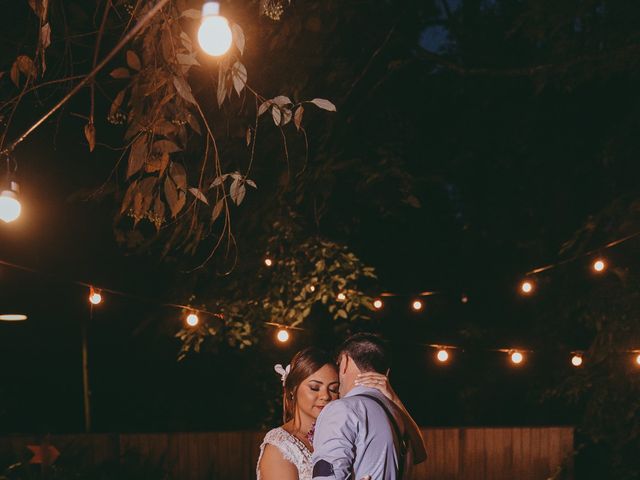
0, 427, 573, 480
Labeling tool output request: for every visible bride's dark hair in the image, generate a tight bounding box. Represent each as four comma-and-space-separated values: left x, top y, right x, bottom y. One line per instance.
283, 347, 336, 422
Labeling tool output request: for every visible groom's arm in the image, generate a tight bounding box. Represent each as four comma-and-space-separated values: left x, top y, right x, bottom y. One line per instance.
312, 400, 357, 480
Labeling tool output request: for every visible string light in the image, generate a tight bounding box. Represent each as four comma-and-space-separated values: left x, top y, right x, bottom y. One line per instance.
461, 294, 469, 304
411, 299, 423, 311
89, 287, 102, 305
510, 351, 524, 365
0, 181, 21, 223
0, 314, 27, 322
571, 353, 583, 367
308, 285, 316, 293
436, 349, 449, 363
276, 328, 290, 343
186, 313, 199, 327
337, 292, 346, 301
198, 1, 232, 56
635, 353, 640, 366
592, 258, 607, 273
373, 298, 383, 310
264, 257, 273, 267
519, 280, 534, 295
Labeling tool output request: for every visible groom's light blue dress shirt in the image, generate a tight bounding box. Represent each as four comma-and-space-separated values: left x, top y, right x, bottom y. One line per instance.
311, 386, 409, 480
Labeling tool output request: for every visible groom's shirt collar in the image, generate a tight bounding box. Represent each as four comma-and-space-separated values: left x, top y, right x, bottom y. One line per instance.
344, 385, 385, 398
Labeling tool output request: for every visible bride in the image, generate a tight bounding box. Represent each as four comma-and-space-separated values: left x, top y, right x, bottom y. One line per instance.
256, 347, 426, 480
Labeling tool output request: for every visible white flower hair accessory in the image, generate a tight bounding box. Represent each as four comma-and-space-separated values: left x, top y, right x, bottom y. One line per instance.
274, 363, 291, 386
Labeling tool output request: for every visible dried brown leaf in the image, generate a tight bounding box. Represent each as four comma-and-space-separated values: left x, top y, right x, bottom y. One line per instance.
110, 67, 130, 79
310, 98, 337, 112
84, 123, 96, 152
173, 76, 197, 105
127, 135, 148, 179
211, 198, 224, 222
189, 188, 209, 205
232, 61, 247, 96
294, 106, 304, 131
231, 24, 245, 55
169, 162, 187, 191
126, 50, 141, 71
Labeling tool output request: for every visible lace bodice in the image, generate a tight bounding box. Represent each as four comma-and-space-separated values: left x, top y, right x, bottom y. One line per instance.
256, 427, 313, 480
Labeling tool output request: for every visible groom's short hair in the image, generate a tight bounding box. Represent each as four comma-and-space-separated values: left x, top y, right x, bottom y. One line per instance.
337, 332, 390, 373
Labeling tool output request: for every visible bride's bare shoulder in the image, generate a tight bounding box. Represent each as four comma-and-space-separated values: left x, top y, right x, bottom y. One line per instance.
258, 443, 298, 480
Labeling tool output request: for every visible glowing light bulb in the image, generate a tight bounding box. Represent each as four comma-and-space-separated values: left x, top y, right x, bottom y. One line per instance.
411, 299, 423, 311
264, 258, 273, 267
635, 353, 640, 366
436, 349, 449, 363
309, 285, 316, 293
520, 280, 534, 295
0, 314, 27, 322
186, 313, 199, 327
89, 288, 102, 305
0, 185, 21, 223
592, 259, 606, 273
461, 294, 469, 304
510, 351, 524, 364
373, 299, 383, 310
337, 292, 346, 301
277, 328, 290, 343
198, 2, 232, 56
571, 354, 583, 367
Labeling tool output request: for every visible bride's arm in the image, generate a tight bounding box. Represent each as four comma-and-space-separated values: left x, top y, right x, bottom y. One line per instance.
258, 444, 299, 480
355, 372, 428, 464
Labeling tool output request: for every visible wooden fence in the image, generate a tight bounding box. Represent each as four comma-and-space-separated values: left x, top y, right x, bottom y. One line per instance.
0, 427, 574, 479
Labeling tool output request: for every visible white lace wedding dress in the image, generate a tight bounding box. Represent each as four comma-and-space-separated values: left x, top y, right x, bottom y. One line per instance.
256, 427, 313, 480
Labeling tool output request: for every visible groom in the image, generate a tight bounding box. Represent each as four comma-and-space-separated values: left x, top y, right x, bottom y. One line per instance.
311, 333, 413, 480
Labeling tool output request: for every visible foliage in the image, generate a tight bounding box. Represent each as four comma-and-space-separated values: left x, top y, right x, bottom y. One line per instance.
175, 219, 377, 359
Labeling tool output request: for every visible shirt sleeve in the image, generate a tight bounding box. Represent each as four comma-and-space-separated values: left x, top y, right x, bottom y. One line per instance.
311, 400, 358, 480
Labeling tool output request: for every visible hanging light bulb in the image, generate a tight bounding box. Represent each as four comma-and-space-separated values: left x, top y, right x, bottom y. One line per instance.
592, 258, 607, 273
373, 298, 383, 310
635, 353, 640, 367
571, 353, 583, 367
0, 181, 21, 223
264, 257, 273, 267
411, 299, 423, 311
519, 280, 534, 295
0, 314, 27, 322
186, 312, 199, 327
461, 294, 469, 304
436, 349, 449, 363
198, 2, 233, 56
276, 328, 290, 343
308, 285, 316, 293
89, 287, 102, 305
337, 292, 347, 301
510, 351, 524, 365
